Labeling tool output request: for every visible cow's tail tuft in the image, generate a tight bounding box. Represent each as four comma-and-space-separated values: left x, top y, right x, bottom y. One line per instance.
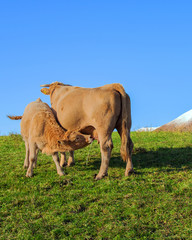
7, 115, 22, 120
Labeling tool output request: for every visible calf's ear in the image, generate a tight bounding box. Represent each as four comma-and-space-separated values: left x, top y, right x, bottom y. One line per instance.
41, 88, 50, 95
64, 130, 72, 140
58, 140, 68, 145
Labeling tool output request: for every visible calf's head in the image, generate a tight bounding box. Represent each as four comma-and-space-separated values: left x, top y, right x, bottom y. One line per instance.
58, 131, 93, 151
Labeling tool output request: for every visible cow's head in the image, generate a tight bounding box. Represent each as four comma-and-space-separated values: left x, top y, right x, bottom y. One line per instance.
40, 82, 70, 95
58, 131, 93, 150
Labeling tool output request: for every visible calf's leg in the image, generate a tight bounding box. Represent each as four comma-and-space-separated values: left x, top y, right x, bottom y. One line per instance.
33, 149, 39, 168
23, 141, 29, 168
26, 143, 37, 177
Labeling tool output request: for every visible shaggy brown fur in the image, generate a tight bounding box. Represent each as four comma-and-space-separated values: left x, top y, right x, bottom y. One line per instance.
41, 82, 134, 180
8, 98, 92, 177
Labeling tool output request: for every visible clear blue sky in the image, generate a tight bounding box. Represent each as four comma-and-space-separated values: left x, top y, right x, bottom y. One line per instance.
0, 1, 191, 135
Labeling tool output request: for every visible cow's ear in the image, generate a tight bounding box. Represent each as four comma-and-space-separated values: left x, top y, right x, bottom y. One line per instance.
41, 88, 50, 95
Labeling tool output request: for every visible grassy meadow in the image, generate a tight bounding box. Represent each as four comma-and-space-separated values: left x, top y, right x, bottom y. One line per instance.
0, 131, 192, 239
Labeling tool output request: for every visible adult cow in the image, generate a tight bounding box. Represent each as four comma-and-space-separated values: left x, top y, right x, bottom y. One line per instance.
41, 82, 134, 180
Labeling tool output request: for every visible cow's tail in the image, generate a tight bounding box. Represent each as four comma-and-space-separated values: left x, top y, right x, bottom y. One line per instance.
112, 84, 132, 162
7, 115, 22, 120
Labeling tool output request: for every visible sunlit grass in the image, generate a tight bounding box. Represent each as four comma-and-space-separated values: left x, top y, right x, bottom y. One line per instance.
0, 132, 192, 239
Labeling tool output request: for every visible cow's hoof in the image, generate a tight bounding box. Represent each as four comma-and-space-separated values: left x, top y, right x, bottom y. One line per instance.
26, 173, 33, 178
125, 169, 135, 177
94, 173, 108, 180
60, 162, 67, 167
67, 162, 75, 167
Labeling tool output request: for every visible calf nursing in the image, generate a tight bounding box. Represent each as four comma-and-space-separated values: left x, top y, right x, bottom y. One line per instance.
8, 98, 92, 177
41, 82, 134, 180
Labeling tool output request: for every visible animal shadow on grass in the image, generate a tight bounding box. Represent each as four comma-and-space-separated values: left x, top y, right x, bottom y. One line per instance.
132, 147, 192, 173
86, 147, 192, 174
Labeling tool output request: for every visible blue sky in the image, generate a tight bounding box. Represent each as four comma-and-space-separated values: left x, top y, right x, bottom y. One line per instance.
0, 1, 191, 135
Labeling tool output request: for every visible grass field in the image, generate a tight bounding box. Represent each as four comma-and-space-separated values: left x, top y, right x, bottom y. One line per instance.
0, 132, 192, 239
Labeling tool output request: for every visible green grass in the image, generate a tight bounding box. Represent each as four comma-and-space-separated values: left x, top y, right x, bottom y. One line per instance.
0, 132, 192, 239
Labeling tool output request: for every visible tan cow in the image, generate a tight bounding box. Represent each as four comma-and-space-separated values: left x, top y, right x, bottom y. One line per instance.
41, 82, 134, 180
8, 98, 93, 177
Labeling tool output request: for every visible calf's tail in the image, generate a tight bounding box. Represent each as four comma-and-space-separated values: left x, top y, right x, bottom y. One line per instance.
7, 115, 22, 120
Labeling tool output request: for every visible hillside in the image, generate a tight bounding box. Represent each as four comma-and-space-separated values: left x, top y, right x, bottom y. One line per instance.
156, 109, 192, 132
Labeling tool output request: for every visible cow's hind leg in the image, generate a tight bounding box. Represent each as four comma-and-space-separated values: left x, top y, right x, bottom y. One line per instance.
116, 125, 134, 176
125, 135, 134, 176
95, 134, 113, 180
26, 143, 37, 177
52, 152, 65, 176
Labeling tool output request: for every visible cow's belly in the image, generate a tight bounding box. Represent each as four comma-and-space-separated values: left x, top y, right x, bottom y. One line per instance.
53, 89, 121, 133
57, 111, 87, 130
54, 101, 90, 131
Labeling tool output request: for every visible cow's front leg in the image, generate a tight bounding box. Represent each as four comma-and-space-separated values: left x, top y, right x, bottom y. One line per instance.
95, 137, 113, 180
60, 152, 67, 167
52, 152, 65, 176
67, 151, 75, 167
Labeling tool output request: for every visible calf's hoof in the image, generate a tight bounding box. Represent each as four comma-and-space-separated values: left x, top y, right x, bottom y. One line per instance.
33, 162, 37, 168
58, 171, 65, 176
